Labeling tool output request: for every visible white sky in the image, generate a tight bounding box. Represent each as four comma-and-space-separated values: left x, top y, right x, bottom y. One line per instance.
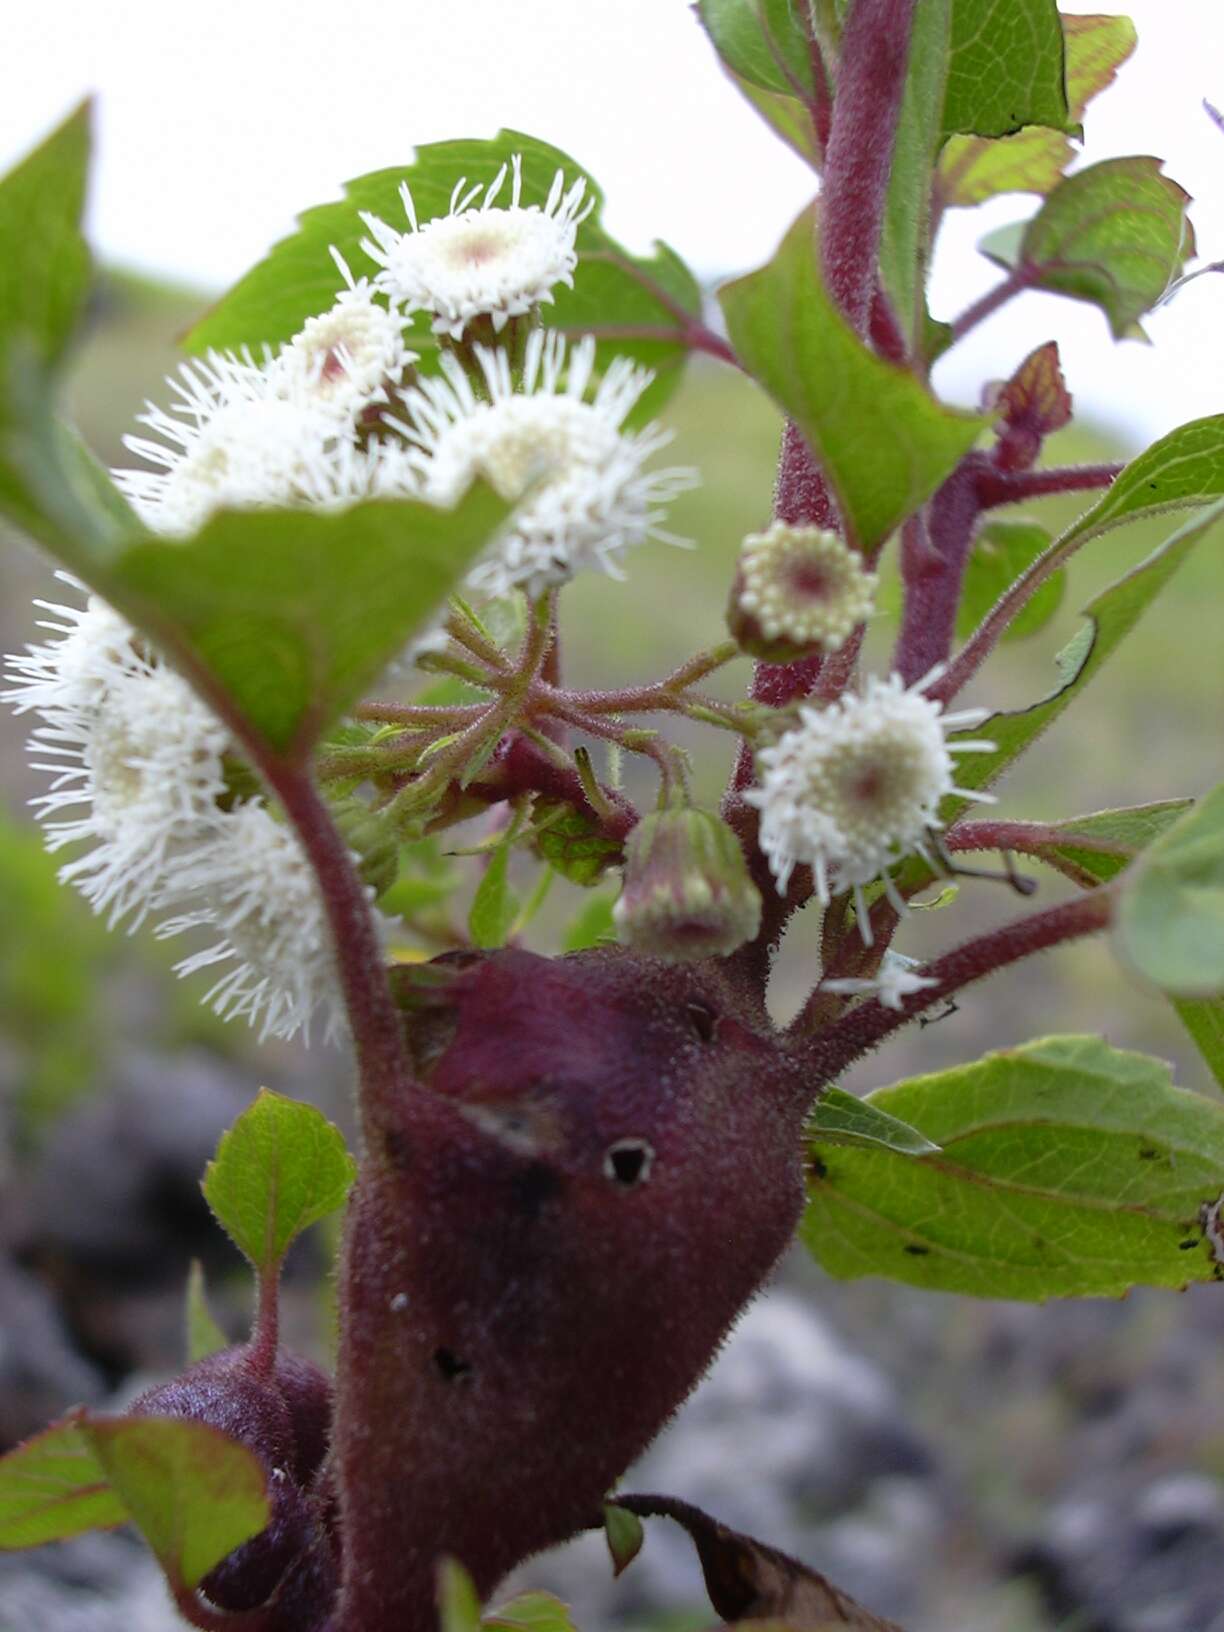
3, 0, 1223, 446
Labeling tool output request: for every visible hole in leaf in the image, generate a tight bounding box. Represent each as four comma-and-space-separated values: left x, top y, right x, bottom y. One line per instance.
603, 1139, 655, 1187
433, 1347, 472, 1382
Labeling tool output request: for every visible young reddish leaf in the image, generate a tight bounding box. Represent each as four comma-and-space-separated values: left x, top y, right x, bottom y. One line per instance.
202, 1088, 356, 1276
80, 1415, 268, 1591
938, 14, 1138, 206
616, 1494, 905, 1628
720, 206, 990, 549
987, 341, 1072, 468
603, 1501, 645, 1577
982, 158, 1195, 339
0, 1414, 126, 1549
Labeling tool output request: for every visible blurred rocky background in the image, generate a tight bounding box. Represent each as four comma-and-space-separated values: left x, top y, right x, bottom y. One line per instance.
1, 275, 1223, 1630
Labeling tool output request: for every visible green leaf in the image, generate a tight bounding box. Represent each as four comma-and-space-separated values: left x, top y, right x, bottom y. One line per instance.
943, 0, 1071, 139
438, 1557, 483, 1632
0, 1416, 126, 1549
0, 102, 92, 369
957, 520, 1065, 643
1036, 801, 1195, 886
696, 0, 815, 98
561, 892, 618, 953
1117, 784, 1224, 999
185, 133, 702, 420
807, 1087, 940, 1155
99, 487, 510, 763
1061, 414, 1224, 544
184, 1260, 228, 1365
941, 500, 1224, 816
484, 1591, 580, 1632
202, 1089, 357, 1275
802, 1036, 1224, 1299
1174, 998, 1224, 1094
468, 844, 518, 951
879, 0, 952, 346
80, 1416, 268, 1591
938, 14, 1137, 206
719, 207, 990, 548
603, 1502, 645, 1578
983, 158, 1195, 338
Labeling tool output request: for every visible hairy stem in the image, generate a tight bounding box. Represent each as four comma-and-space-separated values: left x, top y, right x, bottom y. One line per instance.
792, 888, 1114, 1076
948, 265, 1034, 345
894, 459, 984, 684
976, 462, 1122, 508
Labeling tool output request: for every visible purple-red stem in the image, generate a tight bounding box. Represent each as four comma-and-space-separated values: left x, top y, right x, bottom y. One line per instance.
948, 266, 1035, 345
976, 462, 1122, 507
894, 460, 984, 684
791, 888, 1114, 1071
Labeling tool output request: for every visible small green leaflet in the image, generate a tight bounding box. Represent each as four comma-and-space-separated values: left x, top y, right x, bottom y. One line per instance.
603, 1502, 645, 1577
1175, 999, 1224, 1095
184, 1260, 228, 1365
720, 206, 989, 549
468, 843, 519, 950
802, 1036, 1224, 1300
202, 1089, 357, 1275
438, 1556, 484, 1632
1035, 801, 1194, 887
695, 0, 816, 99
484, 1592, 580, 1632
81, 1416, 269, 1591
186, 132, 702, 421
807, 1087, 939, 1155
1062, 413, 1224, 545
0, 1416, 126, 1549
981, 157, 1195, 339
561, 892, 618, 953
1116, 784, 1224, 999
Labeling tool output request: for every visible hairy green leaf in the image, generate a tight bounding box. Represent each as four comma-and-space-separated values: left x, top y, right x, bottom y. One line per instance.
956, 520, 1065, 643
1174, 999, 1224, 1094
802, 1036, 1224, 1299
0, 102, 91, 369
184, 1260, 228, 1365
807, 1087, 940, 1155
943, 500, 1224, 815
186, 133, 701, 419
1117, 784, 1224, 998
720, 207, 989, 548
438, 1556, 483, 1632
938, 14, 1137, 206
696, 0, 815, 98
1037, 801, 1194, 886
943, 0, 1071, 139
100, 485, 509, 762
203, 1089, 356, 1275
469, 844, 518, 950
0, 1416, 126, 1549
1062, 414, 1224, 544
983, 158, 1195, 338
81, 1416, 268, 1590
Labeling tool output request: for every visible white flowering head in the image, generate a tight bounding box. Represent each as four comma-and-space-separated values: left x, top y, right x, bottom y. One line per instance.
359, 155, 593, 338
272, 254, 416, 422
114, 354, 347, 536
745, 670, 996, 940
3, 587, 146, 722
729, 523, 878, 662
397, 330, 697, 597
158, 802, 384, 1043
823, 949, 939, 1011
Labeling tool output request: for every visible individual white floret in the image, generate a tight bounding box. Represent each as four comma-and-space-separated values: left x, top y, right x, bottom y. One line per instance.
359, 154, 593, 338
271, 251, 417, 422
823, 949, 939, 1010
733, 522, 878, 655
114, 354, 344, 536
158, 801, 385, 1044
746, 668, 996, 942
395, 330, 697, 597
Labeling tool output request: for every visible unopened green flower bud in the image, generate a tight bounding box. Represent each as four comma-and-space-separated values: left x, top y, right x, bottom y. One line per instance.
727, 521, 877, 663
330, 798, 400, 899
613, 808, 761, 962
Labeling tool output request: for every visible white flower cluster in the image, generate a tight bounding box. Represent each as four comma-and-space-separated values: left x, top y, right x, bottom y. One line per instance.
746, 669, 995, 942
5, 154, 697, 1042
2, 582, 375, 1042
733, 522, 877, 656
